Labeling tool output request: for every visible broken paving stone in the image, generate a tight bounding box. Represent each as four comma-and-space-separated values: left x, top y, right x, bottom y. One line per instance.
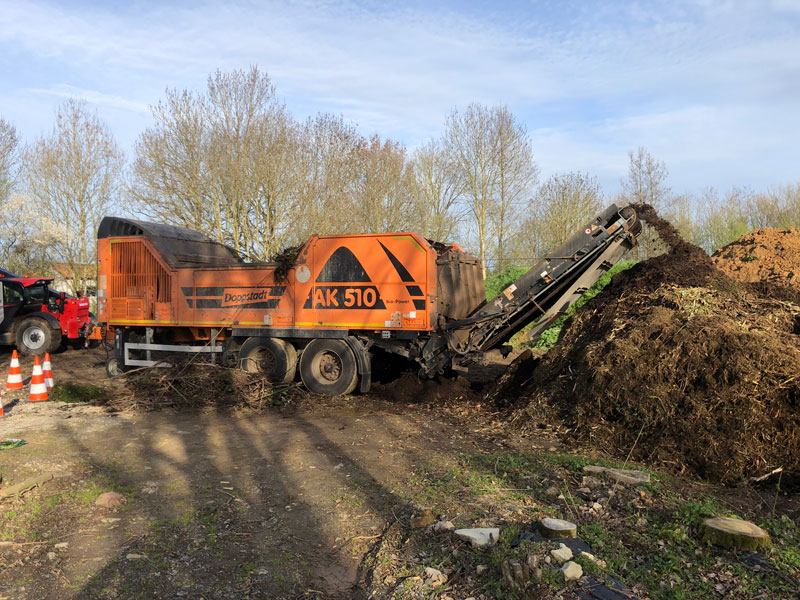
126, 553, 147, 560
95, 491, 126, 508
410, 508, 436, 529
424, 567, 447, 587
475, 564, 488, 576
433, 520, 455, 533
454, 528, 500, 548
604, 468, 650, 485
561, 560, 583, 581
539, 517, 577, 539
54, 543, 68, 550
592, 502, 603, 512
550, 543, 573, 563
583, 465, 607, 474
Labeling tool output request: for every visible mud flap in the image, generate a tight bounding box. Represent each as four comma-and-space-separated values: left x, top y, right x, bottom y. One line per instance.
345, 336, 372, 393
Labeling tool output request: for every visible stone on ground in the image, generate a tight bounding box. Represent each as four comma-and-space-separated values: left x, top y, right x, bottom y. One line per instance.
424, 567, 447, 587
605, 468, 650, 485
583, 465, 607, 474
454, 527, 500, 547
700, 516, 771, 551
95, 491, 126, 508
539, 517, 577, 538
582, 475, 603, 488
550, 542, 573, 563
433, 519, 455, 533
561, 560, 583, 581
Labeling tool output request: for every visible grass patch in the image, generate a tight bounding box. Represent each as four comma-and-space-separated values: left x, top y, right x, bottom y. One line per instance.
48, 382, 107, 403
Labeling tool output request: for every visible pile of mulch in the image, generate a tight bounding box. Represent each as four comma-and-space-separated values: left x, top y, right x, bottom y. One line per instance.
272, 244, 303, 282
113, 364, 306, 412
498, 204, 800, 485
712, 227, 800, 290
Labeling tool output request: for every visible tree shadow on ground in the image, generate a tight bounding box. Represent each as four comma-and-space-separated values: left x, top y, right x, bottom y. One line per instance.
5, 402, 462, 600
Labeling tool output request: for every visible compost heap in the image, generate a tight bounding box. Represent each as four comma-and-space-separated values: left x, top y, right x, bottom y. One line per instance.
712, 227, 800, 290
499, 204, 800, 485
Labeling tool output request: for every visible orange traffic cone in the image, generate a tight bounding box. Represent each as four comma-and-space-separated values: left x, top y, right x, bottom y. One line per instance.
6, 350, 23, 390
28, 356, 48, 402
0, 389, 4, 417
43, 353, 54, 389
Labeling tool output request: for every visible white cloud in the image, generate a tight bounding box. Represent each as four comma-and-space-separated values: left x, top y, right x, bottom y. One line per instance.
24, 85, 150, 115
0, 0, 798, 191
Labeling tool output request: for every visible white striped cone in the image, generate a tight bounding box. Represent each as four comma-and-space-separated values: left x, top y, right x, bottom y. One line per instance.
43, 353, 54, 389
6, 350, 23, 390
29, 356, 48, 402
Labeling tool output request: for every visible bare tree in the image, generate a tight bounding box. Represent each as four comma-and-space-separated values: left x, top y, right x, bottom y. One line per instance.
619, 146, 673, 259
529, 172, 603, 253
24, 100, 124, 293
131, 88, 211, 233
0, 118, 19, 204
297, 113, 362, 237
445, 103, 537, 277
491, 107, 538, 269
695, 186, 752, 254
0, 194, 62, 276
750, 184, 800, 229
620, 146, 671, 209
133, 67, 308, 260
349, 134, 415, 234
410, 138, 463, 242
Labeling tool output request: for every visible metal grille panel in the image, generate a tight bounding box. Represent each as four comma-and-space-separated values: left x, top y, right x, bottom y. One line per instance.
110, 240, 171, 320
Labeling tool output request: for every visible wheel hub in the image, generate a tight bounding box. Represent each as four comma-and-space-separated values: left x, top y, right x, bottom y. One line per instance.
23, 327, 45, 350
318, 351, 342, 382
257, 349, 276, 373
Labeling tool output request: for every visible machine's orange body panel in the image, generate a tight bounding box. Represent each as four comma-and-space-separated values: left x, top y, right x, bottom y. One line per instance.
97, 232, 437, 333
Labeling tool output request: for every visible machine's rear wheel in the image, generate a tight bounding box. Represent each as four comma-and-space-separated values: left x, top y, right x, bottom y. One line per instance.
16, 317, 59, 355
105, 357, 125, 378
238, 337, 297, 383
299, 339, 358, 396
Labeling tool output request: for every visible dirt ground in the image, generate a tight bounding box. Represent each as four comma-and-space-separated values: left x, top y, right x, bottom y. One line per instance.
1, 345, 799, 600
0, 347, 529, 599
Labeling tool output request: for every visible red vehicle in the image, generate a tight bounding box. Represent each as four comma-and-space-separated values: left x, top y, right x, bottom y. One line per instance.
0, 274, 94, 355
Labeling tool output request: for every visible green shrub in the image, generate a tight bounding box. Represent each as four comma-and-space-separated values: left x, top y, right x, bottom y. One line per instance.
531, 260, 636, 349
484, 265, 531, 301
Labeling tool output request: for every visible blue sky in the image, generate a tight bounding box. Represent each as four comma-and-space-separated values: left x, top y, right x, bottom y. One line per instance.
1, 0, 799, 195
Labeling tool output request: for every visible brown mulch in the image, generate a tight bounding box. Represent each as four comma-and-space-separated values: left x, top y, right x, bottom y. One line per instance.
712, 227, 800, 289
496, 204, 800, 486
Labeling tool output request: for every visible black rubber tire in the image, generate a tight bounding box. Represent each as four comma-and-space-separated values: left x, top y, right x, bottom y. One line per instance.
15, 317, 59, 356
299, 339, 358, 396
238, 337, 297, 383
105, 357, 125, 378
